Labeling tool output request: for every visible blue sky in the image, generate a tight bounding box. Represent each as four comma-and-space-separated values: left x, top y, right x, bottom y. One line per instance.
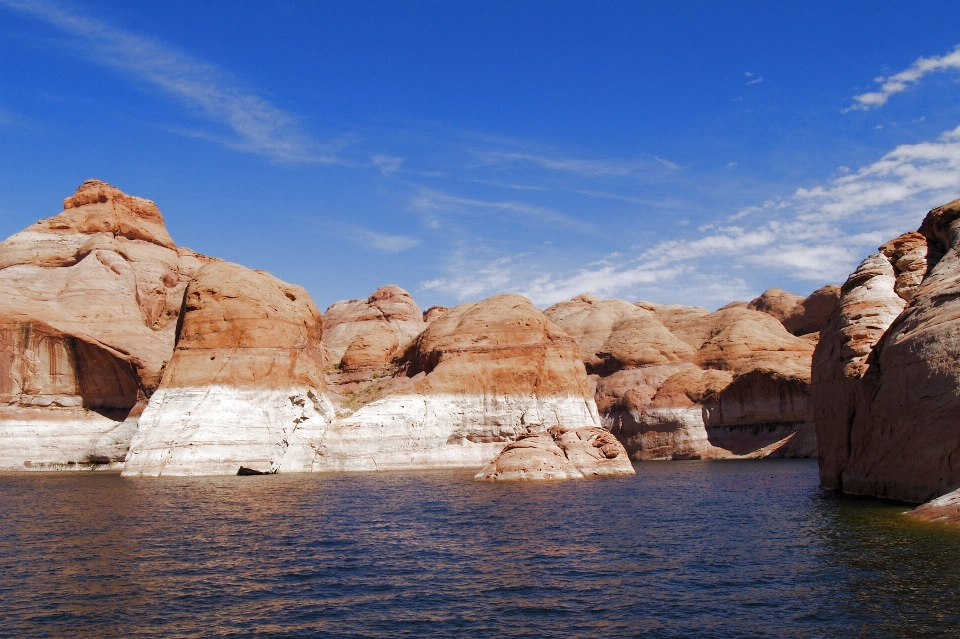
3, 1, 960, 310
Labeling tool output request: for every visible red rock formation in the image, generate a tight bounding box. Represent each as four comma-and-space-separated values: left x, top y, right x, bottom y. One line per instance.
747, 288, 805, 323
545, 295, 694, 374
323, 284, 425, 365
404, 294, 594, 398
123, 261, 334, 477
746, 285, 841, 336
0, 179, 213, 392
785, 285, 841, 336
0, 180, 215, 470
322, 285, 427, 413
474, 425, 634, 481
553, 296, 816, 460
813, 199, 960, 503
317, 294, 602, 471
907, 488, 960, 525
0, 319, 142, 468
422, 305, 448, 323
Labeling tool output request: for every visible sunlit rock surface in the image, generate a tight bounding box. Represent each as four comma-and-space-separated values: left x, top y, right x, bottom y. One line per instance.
0, 180, 214, 470
814, 199, 960, 503
549, 297, 816, 460
475, 425, 634, 481
322, 284, 425, 365
317, 294, 602, 471
123, 261, 335, 476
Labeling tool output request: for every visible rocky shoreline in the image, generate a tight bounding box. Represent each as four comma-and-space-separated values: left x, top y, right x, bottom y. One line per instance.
6, 180, 960, 506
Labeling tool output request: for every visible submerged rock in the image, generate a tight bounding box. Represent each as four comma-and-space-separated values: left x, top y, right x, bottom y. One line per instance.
906, 489, 960, 526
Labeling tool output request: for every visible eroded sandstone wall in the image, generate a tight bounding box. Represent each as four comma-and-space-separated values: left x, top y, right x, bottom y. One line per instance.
0, 180, 215, 470
813, 200, 960, 503
547, 296, 817, 460
123, 261, 335, 477
315, 294, 601, 471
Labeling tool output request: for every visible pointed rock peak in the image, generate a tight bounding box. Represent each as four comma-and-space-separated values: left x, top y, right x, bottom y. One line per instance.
573, 292, 601, 304
423, 305, 448, 323
36, 179, 176, 248
367, 284, 413, 303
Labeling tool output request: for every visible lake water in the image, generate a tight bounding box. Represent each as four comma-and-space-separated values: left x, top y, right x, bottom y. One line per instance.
2, 459, 960, 638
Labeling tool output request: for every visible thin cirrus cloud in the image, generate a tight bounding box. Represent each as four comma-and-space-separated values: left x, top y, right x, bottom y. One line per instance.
0, 0, 333, 163
409, 187, 597, 233
420, 121, 960, 308
848, 44, 960, 111
474, 150, 672, 177
350, 227, 421, 253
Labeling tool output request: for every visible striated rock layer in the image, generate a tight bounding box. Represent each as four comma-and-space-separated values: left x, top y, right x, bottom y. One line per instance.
123, 261, 335, 477
322, 285, 425, 366
316, 294, 601, 471
814, 199, 960, 503
547, 296, 816, 461
475, 425, 634, 481
0, 180, 214, 470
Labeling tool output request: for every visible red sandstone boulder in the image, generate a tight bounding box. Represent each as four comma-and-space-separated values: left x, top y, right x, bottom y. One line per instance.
474, 425, 633, 481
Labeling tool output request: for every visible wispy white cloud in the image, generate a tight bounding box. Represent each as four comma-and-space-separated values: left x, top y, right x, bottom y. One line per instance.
421, 254, 518, 301
420, 121, 960, 308
409, 187, 596, 233
475, 150, 662, 177
848, 44, 960, 111
351, 227, 420, 253
0, 0, 332, 162
795, 125, 960, 217
653, 156, 681, 170
372, 154, 403, 175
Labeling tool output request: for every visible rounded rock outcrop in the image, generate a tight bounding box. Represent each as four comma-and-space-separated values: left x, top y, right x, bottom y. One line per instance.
315, 294, 601, 472
123, 261, 335, 477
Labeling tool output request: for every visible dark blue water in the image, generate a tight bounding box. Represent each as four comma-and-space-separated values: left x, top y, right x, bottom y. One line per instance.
2, 459, 959, 638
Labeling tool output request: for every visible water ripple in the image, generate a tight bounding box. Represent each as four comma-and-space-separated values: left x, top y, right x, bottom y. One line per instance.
3, 460, 960, 637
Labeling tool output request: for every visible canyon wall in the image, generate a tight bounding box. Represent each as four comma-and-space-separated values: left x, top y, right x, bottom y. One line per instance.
0, 180, 213, 470
813, 201, 960, 504
315, 294, 601, 471
547, 294, 819, 460
123, 261, 336, 477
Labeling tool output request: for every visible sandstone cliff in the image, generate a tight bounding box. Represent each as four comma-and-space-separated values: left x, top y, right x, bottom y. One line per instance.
321, 285, 426, 414
547, 296, 816, 460
813, 200, 960, 503
316, 294, 601, 471
123, 261, 335, 477
0, 180, 214, 470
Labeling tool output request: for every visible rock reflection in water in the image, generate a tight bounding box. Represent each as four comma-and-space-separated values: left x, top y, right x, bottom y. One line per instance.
3, 461, 960, 637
